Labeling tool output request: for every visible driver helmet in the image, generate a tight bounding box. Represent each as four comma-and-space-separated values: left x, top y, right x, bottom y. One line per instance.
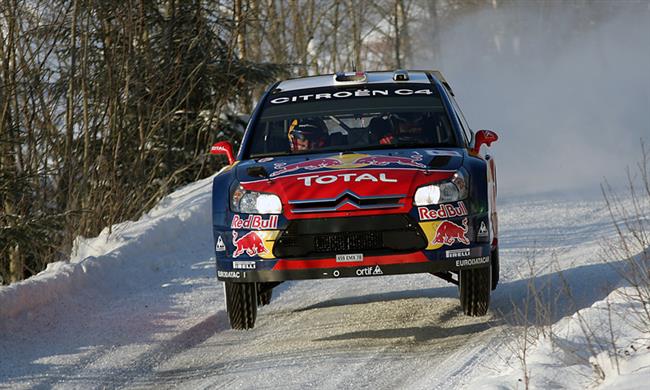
392, 112, 426, 125
288, 118, 328, 151
391, 112, 427, 135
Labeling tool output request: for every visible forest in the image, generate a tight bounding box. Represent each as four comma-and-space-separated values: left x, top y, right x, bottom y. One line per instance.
0, 0, 623, 283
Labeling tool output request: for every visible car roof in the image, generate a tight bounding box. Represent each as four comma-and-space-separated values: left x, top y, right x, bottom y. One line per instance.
275, 70, 451, 93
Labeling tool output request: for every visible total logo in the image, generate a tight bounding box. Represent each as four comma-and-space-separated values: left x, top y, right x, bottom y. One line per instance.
232, 231, 268, 258
298, 172, 397, 187
231, 214, 278, 230
418, 202, 467, 221
355, 265, 384, 276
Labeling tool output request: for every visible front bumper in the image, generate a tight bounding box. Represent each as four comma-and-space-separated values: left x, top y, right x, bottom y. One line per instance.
216, 243, 491, 282
215, 208, 492, 283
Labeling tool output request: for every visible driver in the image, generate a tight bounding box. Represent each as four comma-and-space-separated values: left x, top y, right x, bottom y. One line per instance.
288, 118, 328, 151
379, 112, 426, 145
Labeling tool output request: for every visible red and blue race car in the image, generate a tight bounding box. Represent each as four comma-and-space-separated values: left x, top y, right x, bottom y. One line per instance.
211, 70, 499, 329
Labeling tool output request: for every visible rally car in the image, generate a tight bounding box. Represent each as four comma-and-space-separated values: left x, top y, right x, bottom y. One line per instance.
210, 70, 499, 329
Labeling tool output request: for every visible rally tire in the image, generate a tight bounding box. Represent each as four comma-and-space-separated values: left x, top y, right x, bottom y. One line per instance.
257, 286, 273, 306
491, 247, 500, 291
459, 265, 491, 316
224, 282, 258, 330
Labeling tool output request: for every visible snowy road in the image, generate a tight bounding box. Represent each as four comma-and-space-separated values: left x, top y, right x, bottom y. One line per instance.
0, 177, 623, 389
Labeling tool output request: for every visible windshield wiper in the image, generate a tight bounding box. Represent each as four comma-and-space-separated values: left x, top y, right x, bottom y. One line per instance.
250, 151, 293, 158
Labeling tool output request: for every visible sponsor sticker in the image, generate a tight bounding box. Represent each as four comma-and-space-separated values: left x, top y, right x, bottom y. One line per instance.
478, 221, 489, 237
231, 215, 278, 230
455, 256, 490, 267
446, 248, 470, 258
336, 253, 364, 263
269, 89, 434, 105
355, 265, 383, 276
215, 236, 226, 252
432, 218, 469, 246
271, 152, 425, 177
298, 172, 397, 187
418, 202, 468, 221
232, 231, 269, 258
217, 271, 241, 278
233, 261, 256, 270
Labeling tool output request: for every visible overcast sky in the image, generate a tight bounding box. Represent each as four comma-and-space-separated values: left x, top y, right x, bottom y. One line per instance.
416, 2, 650, 197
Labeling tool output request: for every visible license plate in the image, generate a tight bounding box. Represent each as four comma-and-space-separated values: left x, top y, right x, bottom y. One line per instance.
336, 253, 363, 263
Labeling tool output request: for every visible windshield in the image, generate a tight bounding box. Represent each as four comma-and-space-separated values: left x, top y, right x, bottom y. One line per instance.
246, 83, 458, 158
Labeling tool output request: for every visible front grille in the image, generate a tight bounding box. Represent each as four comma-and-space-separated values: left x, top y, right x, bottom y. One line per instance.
289, 191, 404, 213
273, 215, 427, 258
313, 231, 382, 252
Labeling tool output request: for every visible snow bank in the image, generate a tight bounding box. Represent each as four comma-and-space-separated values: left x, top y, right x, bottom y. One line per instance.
471, 280, 650, 389
0, 174, 215, 320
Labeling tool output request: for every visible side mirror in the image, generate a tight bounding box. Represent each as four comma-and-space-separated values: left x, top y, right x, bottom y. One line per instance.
210, 141, 235, 165
472, 130, 499, 154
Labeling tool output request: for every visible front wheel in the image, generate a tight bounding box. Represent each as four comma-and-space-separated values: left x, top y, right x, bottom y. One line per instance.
224, 282, 258, 330
257, 284, 273, 306
491, 247, 500, 291
459, 264, 491, 316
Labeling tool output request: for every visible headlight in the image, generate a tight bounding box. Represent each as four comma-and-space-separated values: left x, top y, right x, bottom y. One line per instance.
413, 170, 468, 206
231, 185, 282, 214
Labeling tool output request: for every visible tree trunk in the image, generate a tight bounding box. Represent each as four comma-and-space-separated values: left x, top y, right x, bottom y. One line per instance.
1, 2, 24, 282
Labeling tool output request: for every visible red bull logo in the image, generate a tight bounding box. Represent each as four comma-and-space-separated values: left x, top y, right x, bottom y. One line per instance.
271, 157, 343, 177
354, 153, 425, 168
418, 202, 467, 221
232, 231, 268, 258
231, 215, 278, 230
270, 152, 426, 177
433, 218, 469, 246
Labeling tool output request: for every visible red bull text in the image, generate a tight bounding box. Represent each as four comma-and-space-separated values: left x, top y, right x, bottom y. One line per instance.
231, 215, 279, 230
418, 202, 467, 221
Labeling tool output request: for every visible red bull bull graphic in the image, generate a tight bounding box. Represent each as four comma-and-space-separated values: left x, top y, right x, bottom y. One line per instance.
232, 231, 268, 258
271, 157, 343, 177
433, 218, 469, 246
418, 202, 468, 221
270, 152, 426, 177
354, 153, 425, 168
231, 215, 279, 230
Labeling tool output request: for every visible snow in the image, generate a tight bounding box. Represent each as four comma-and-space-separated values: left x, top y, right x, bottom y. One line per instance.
470, 283, 650, 390
1, 174, 649, 389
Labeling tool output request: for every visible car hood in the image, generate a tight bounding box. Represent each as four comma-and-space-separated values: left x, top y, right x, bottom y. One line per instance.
236, 148, 464, 216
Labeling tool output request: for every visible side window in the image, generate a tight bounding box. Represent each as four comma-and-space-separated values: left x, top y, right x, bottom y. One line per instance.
449, 96, 472, 145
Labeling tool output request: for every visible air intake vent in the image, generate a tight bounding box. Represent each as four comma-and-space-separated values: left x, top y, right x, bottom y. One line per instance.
273, 215, 427, 258
289, 191, 404, 213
